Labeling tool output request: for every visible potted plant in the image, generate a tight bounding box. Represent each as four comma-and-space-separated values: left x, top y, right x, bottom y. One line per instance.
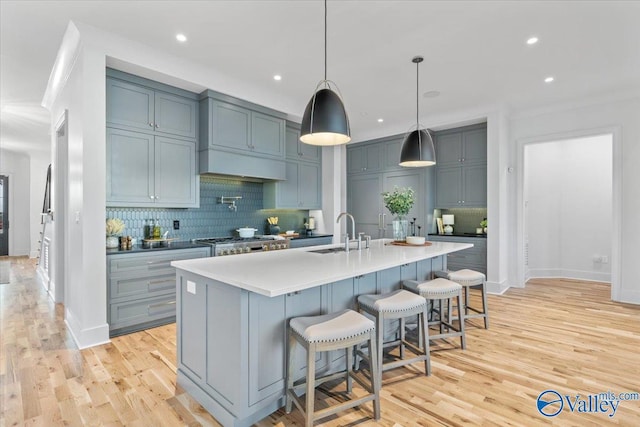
382, 186, 415, 241
480, 218, 488, 234
106, 218, 125, 248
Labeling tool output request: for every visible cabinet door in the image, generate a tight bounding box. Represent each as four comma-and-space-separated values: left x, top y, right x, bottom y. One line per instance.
347, 173, 383, 238
462, 127, 487, 165
347, 144, 382, 174
299, 140, 321, 162
383, 169, 425, 229
462, 164, 487, 207
251, 112, 285, 158
248, 293, 286, 406
210, 100, 251, 150
435, 132, 463, 166
154, 92, 197, 139
435, 167, 462, 208
287, 125, 320, 162
155, 137, 198, 207
384, 138, 404, 171
106, 79, 155, 132
106, 128, 154, 206
298, 162, 321, 209
285, 288, 326, 381
278, 161, 300, 208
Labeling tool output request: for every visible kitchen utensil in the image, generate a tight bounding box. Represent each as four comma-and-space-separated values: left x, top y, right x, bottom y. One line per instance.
237, 227, 258, 238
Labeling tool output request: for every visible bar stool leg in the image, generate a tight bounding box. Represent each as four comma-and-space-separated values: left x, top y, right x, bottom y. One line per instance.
399, 317, 406, 360
457, 292, 467, 350
376, 314, 384, 388
464, 286, 470, 318
305, 343, 316, 427
481, 283, 490, 328
285, 333, 296, 414
368, 331, 381, 420
420, 306, 431, 376
346, 346, 353, 393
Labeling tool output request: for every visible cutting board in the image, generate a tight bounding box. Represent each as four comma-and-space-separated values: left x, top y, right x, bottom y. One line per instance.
386, 241, 432, 247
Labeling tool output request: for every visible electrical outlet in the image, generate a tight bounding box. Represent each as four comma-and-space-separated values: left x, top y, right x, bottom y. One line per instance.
601, 255, 609, 264
173, 220, 180, 230
593, 255, 602, 263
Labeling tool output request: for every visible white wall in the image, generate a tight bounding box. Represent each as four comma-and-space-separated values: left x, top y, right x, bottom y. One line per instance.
0, 149, 31, 256
525, 135, 612, 282
511, 96, 640, 304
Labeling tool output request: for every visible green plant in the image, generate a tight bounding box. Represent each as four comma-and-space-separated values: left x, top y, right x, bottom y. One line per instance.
480, 218, 488, 228
382, 186, 415, 216
106, 218, 125, 236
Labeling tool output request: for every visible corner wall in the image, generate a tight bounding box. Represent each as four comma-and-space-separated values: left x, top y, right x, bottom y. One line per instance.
0, 149, 30, 256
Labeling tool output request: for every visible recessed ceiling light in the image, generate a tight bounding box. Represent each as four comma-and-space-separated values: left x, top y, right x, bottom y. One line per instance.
526, 37, 539, 45
273, 75, 282, 81
544, 76, 554, 83
377, 118, 384, 123
176, 33, 187, 42
423, 90, 440, 98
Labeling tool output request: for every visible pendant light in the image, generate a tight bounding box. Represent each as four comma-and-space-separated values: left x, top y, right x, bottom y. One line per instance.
399, 56, 436, 167
300, 0, 351, 146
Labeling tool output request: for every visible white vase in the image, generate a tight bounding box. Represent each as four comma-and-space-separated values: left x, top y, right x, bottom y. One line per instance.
106, 236, 119, 249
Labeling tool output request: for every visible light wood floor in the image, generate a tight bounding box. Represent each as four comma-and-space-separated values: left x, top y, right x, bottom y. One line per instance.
1, 257, 639, 426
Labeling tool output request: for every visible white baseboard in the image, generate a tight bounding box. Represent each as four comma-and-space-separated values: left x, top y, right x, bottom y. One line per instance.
617, 289, 640, 305
486, 278, 510, 295
29, 250, 40, 259
527, 268, 611, 283
65, 308, 110, 350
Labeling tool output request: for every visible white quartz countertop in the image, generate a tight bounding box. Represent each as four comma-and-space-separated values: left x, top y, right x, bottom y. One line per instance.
171, 239, 472, 297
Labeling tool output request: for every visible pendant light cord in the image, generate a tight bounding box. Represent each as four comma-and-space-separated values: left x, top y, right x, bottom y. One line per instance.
324, 0, 327, 82
416, 59, 419, 127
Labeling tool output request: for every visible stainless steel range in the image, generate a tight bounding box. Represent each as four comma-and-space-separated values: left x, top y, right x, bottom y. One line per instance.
192, 236, 290, 256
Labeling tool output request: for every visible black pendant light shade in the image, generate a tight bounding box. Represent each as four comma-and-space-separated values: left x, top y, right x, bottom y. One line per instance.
399, 56, 436, 167
299, 0, 351, 146
399, 129, 436, 167
300, 86, 351, 146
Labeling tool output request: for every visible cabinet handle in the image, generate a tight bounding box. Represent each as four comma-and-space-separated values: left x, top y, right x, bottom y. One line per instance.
148, 300, 176, 314
148, 122, 154, 127
155, 124, 160, 128
148, 279, 173, 288
149, 195, 155, 200
286, 291, 301, 296
155, 195, 160, 200
378, 214, 382, 229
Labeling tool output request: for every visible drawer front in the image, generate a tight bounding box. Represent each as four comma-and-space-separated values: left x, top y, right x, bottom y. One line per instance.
108, 248, 209, 276
110, 294, 176, 329
110, 271, 176, 301
447, 248, 485, 265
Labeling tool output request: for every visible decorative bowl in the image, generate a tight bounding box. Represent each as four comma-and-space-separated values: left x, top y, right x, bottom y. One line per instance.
406, 236, 426, 245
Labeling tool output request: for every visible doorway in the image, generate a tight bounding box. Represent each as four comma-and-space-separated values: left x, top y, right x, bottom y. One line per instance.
53, 111, 68, 303
516, 127, 621, 300
0, 175, 8, 256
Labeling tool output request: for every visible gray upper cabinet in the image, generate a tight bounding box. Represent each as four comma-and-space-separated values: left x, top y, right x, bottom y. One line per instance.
106, 69, 199, 208
106, 128, 198, 207
264, 123, 322, 210
285, 123, 321, 162
435, 125, 487, 167
107, 77, 197, 139
199, 93, 287, 180
384, 137, 404, 170
434, 124, 487, 208
347, 143, 382, 174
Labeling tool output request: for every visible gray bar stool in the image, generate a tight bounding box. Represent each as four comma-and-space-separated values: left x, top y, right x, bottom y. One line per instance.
356, 289, 430, 384
403, 278, 466, 350
286, 309, 380, 427
435, 269, 489, 328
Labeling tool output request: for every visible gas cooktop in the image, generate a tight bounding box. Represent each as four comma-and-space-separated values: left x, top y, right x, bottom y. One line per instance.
191, 236, 274, 244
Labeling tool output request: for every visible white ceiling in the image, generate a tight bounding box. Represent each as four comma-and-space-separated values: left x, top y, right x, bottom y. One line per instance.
1, 1, 639, 157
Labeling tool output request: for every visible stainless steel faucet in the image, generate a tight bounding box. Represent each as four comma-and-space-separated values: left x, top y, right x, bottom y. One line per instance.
336, 212, 356, 251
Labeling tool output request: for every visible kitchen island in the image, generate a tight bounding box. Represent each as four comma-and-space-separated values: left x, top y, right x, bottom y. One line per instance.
171, 239, 472, 427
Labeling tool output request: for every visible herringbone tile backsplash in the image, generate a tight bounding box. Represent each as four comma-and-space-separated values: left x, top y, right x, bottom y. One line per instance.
106, 176, 308, 241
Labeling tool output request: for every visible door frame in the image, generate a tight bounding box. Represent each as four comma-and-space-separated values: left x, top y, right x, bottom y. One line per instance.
515, 126, 621, 300
0, 175, 9, 256
53, 110, 69, 304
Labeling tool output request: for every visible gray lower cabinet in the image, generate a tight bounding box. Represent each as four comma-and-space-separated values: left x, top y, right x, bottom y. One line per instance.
106, 75, 198, 139
176, 257, 437, 427
428, 235, 487, 275
106, 128, 198, 208
108, 247, 209, 337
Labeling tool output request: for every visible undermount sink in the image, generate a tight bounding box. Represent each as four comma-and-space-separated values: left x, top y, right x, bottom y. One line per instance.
308, 247, 347, 254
